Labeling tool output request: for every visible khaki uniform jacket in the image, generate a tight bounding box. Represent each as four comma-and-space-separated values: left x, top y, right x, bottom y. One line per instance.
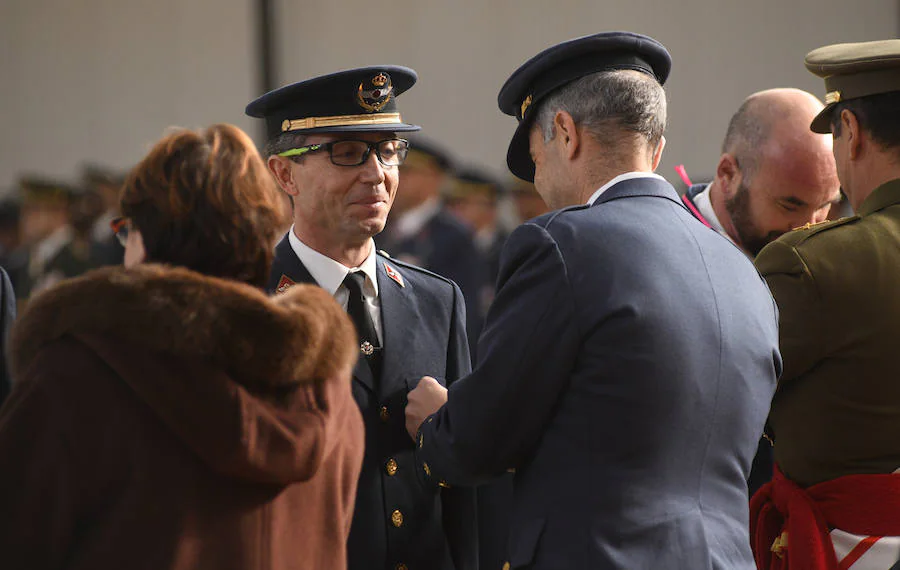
756, 178, 900, 487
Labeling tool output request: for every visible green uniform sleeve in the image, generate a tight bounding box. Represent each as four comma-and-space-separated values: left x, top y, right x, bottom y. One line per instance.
755, 239, 826, 386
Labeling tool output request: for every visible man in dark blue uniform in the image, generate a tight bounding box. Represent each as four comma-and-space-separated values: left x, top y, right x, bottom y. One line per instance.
247, 67, 477, 570
406, 32, 781, 569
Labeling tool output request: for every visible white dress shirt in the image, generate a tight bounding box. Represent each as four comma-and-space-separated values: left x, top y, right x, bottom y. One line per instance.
288, 227, 383, 342
585, 171, 667, 205
692, 183, 738, 246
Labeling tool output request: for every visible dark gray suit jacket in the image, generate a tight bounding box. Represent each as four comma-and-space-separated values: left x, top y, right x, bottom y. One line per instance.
417, 177, 781, 569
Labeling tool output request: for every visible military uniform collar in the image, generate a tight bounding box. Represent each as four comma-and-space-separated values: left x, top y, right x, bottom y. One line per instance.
586, 171, 666, 205
287, 227, 379, 297
856, 178, 900, 217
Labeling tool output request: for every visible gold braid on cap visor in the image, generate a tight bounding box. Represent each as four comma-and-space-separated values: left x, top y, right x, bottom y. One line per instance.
280, 112, 403, 132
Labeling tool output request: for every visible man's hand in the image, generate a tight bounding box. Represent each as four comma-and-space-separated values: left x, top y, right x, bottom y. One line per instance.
405, 376, 448, 440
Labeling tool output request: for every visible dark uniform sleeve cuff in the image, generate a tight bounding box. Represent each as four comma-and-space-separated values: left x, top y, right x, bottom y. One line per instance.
415, 415, 451, 489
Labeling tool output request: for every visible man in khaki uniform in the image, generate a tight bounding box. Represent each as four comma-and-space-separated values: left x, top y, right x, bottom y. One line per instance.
751, 40, 900, 569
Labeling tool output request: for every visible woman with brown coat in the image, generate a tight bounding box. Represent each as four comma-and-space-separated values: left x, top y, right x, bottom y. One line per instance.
0, 124, 364, 570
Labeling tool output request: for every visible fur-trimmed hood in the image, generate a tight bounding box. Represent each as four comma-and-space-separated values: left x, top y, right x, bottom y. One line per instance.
10, 264, 359, 484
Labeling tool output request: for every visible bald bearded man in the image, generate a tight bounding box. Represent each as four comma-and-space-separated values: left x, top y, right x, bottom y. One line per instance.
683, 88, 842, 257
682, 88, 841, 498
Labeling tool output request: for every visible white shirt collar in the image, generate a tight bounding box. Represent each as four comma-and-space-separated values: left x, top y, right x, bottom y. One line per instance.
692, 183, 735, 244
392, 197, 441, 240
586, 171, 667, 205
287, 227, 379, 297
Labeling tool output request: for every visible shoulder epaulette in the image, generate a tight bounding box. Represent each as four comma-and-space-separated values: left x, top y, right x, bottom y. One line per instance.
376, 251, 457, 287
781, 215, 860, 247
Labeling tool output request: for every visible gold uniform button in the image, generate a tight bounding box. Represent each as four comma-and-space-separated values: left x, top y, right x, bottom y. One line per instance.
423, 462, 431, 477
502, 562, 511, 570
418, 432, 423, 448
391, 509, 404, 527
396, 565, 408, 570
386, 458, 398, 476
380, 406, 390, 423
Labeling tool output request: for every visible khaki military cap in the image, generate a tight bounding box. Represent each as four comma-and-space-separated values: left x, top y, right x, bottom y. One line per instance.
806, 39, 900, 133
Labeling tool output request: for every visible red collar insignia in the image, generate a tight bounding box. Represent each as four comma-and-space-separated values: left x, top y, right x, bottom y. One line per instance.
275, 274, 296, 294
384, 262, 404, 287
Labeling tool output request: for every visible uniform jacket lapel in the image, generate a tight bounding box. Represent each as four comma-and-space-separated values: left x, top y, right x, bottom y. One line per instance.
269, 234, 376, 393
375, 255, 410, 400
268, 235, 314, 290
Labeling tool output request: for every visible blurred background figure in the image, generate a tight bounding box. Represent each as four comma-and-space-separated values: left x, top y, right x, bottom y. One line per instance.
82, 164, 126, 266
0, 266, 14, 408
681, 88, 841, 258
0, 123, 364, 570
5, 169, 131, 301
377, 136, 489, 351
0, 200, 21, 269
444, 167, 508, 311
6, 178, 86, 298
507, 177, 550, 224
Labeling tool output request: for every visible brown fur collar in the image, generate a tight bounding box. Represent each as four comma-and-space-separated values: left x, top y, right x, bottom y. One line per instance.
10, 264, 356, 391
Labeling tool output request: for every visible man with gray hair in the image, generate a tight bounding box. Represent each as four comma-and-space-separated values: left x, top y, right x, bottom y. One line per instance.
405, 32, 781, 569
682, 88, 842, 257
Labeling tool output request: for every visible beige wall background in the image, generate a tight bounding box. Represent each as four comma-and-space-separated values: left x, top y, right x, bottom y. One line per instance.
0, 0, 258, 192
1, 0, 896, 193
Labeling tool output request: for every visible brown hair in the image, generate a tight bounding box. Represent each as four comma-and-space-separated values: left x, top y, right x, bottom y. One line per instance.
121, 124, 282, 287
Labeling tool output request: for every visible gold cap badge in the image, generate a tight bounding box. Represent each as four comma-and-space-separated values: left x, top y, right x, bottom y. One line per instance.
357, 72, 394, 112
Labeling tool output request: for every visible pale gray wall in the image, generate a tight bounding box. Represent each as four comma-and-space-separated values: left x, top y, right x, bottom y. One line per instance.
0, 0, 258, 192
1, 0, 896, 193
275, 1, 897, 185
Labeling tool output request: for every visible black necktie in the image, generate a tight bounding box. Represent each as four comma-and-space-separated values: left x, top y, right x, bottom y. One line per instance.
342, 272, 382, 370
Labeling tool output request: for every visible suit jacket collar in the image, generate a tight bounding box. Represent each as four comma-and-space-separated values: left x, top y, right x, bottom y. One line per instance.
684, 182, 710, 202
857, 178, 900, 217
590, 175, 684, 208
287, 230, 379, 297
269, 235, 314, 290
270, 234, 376, 392
586, 172, 667, 205
270, 235, 415, 398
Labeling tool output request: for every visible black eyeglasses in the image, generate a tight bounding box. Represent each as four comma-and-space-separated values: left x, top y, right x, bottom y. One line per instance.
110, 216, 130, 247
278, 138, 409, 167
